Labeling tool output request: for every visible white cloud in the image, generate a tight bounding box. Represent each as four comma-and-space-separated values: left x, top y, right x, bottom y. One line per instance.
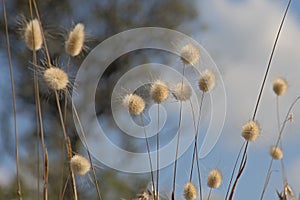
197, 0, 300, 149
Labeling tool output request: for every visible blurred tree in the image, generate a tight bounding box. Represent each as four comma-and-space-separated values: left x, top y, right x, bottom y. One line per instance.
0, 0, 201, 199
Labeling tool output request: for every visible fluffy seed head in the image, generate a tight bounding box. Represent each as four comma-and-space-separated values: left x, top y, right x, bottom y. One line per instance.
150, 80, 169, 103
241, 120, 260, 142
273, 77, 287, 96
43, 67, 68, 91
180, 43, 200, 66
123, 94, 145, 115
269, 146, 283, 160
24, 19, 43, 51
207, 169, 222, 189
183, 182, 197, 200
172, 82, 192, 101
70, 155, 90, 175
65, 23, 85, 56
199, 69, 216, 92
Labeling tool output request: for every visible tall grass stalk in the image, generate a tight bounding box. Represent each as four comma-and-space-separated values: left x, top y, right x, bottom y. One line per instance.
188, 93, 204, 200
68, 91, 103, 200
2, 0, 22, 199
260, 96, 300, 199
227, 0, 292, 199
171, 64, 186, 200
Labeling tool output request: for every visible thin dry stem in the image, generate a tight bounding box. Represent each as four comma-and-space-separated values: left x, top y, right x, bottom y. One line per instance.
260, 96, 300, 200
43, 149, 48, 200
32, 0, 51, 66
66, 138, 78, 200
228, 1, 291, 199
156, 104, 160, 200
28, 1, 47, 199
207, 188, 212, 200
68, 91, 102, 200
172, 64, 186, 200
54, 91, 78, 200
140, 115, 156, 199
2, 0, 22, 199
188, 93, 204, 200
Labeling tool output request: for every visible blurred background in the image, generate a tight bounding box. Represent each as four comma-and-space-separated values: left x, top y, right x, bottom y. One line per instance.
1, 0, 300, 199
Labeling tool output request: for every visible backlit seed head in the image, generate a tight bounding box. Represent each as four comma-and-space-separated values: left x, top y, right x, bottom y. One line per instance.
241, 120, 260, 142
199, 69, 216, 92
150, 80, 169, 104
273, 77, 287, 96
43, 66, 68, 91
24, 19, 43, 51
207, 169, 222, 189
183, 182, 197, 200
180, 43, 200, 66
269, 146, 283, 160
172, 82, 192, 101
70, 155, 90, 175
65, 23, 85, 56
123, 94, 145, 115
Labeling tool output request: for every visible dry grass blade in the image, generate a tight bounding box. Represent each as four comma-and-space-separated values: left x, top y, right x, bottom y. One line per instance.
66, 138, 78, 200
2, 0, 22, 199
228, 154, 247, 200
43, 149, 49, 200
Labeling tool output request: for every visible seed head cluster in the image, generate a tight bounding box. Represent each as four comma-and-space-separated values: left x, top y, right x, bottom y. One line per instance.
273, 77, 287, 96
150, 80, 169, 104
199, 69, 216, 92
269, 146, 283, 160
123, 94, 145, 115
183, 182, 197, 200
180, 43, 200, 66
172, 82, 192, 101
207, 169, 222, 189
241, 120, 260, 142
24, 19, 43, 51
65, 23, 85, 56
70, 155, 91, 175
43, 66, 69, 91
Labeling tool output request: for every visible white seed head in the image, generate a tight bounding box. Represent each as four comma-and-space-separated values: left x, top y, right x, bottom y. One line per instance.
43, 67, 68, 91
284, 182, 295, 198
70, 155, 90, 175
172, 82, 192, 101
150, 80, 169, 104
180, 43, 200, 66
24, 19, 43, 51
241, 120, 260, 142
273, 77, 287, 96
199, 69, 216, 92
207, 169, 222, 189
269, 146, 283, 160
123, 94, 145, 115
183, 181, 197, 200
65, 23, 85, 56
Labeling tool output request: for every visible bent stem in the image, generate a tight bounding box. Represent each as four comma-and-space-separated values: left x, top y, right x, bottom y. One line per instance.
54, 91, 78, 200
227, 1, 291, 199
2, 0, 22, 199
260, 96, 300, 200
68, 91, 103, 200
